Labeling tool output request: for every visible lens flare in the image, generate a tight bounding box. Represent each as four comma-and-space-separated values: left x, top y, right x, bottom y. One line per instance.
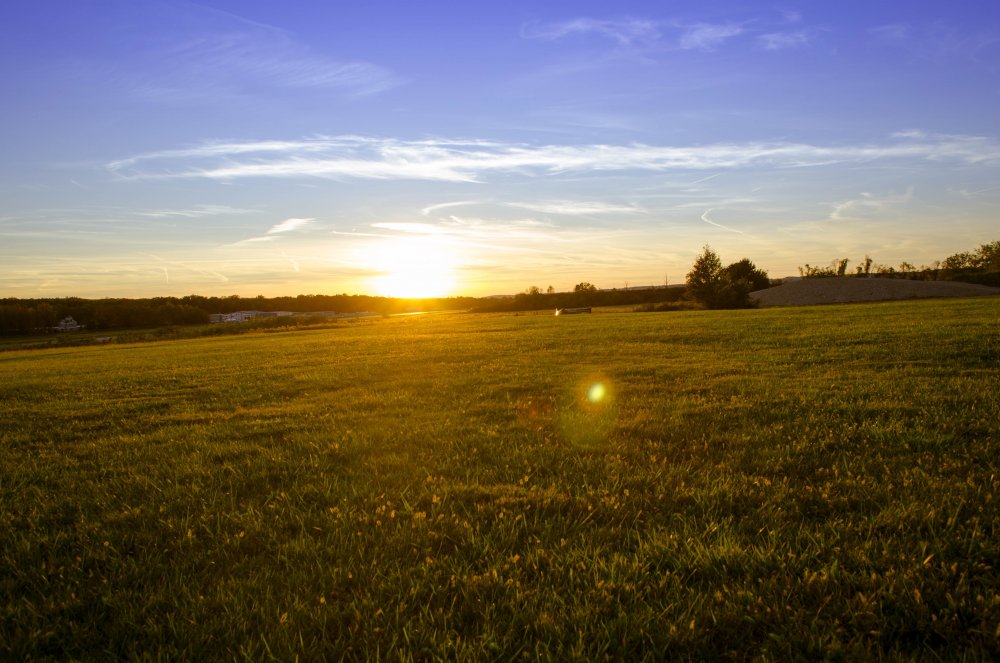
558, 373, 616, 448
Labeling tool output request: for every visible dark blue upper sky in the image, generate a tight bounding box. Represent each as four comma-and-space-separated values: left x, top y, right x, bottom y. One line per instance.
2, 0, 998, 297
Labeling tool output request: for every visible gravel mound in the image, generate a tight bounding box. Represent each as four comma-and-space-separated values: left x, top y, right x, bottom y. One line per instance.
751, 277, 1000, 307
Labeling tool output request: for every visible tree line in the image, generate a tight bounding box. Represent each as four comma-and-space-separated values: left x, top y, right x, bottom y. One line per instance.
470, 283, 686, 313
499, 238, 999, 313
798, 241, 1000, 286
2, 239, 996, 333
475, 247, 769, 313
0, 294, 477, 336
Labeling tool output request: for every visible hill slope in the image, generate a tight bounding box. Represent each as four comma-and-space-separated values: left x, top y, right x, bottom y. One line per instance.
752, 277, 1000, 306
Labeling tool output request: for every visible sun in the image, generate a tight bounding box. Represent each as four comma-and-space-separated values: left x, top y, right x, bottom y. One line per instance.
363, 235, 459, 298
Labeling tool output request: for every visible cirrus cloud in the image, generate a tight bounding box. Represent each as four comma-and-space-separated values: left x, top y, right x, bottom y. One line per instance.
520, 18, 660, 45
267, 217, 315, 234
106, 132, 1000, 184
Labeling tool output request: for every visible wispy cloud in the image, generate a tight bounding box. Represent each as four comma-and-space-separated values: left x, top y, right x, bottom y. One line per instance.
420, 200, 484, 216
505, 200, 645, 215
281, 251, 301, 273
108, 132, 1000, 184
228, 236, 277, 246
700, 208, 746, 235
267, 217, 315, 234
181, 40, 399, 96
108, 4, 400, 100
948, 184, 998, 199
829, 187, 915, 221
418, 199, 644, 222
521, 18, 660, 45
372, 217, 560, 246
142, 254, 230, 283
757, 31, 810, 51
107, 138, 355, 173
678, 23, 744, 51
522, 17, 749, 52
228, 217, 316, 246
870, 23, 999, 63
372, 222, 448, 235
135, 204, 255, 218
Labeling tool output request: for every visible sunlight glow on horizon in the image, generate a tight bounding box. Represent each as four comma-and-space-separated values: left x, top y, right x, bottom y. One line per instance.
360, 235, 460, 299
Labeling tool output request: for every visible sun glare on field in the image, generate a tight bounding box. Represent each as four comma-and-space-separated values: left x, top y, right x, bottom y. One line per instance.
364, 235, 459, 298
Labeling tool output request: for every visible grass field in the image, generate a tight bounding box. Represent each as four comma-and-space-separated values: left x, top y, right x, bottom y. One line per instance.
1, 299, 998, 660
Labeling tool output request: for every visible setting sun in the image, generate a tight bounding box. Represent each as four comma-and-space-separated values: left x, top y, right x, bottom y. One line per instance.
363, 235, 459, 298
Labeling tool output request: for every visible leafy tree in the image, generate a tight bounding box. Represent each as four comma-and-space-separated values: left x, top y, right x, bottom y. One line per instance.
685, 246, 765, 309
800, 263, 834, 278
799, 258, 848, 278
723, 258, 771, 293
940, 241, 1000, 285
685, 246, 724, 305
976, 241, 1000, 271
513, 285, 545, 308
947, 241, 1000, 272
573, 282, 597, 293
941, 252, 973, 271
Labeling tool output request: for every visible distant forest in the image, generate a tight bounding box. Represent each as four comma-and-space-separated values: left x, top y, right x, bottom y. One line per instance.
798, 240, 1000, 285
0, 294, 476, 335
1, 240, 997, 335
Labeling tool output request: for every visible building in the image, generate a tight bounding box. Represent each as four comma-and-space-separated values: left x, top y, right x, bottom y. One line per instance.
55, 316, 81, 331
208, 310, 296, 324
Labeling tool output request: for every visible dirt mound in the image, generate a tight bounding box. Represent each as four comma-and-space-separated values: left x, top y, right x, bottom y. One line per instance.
751, 277, 1000, 307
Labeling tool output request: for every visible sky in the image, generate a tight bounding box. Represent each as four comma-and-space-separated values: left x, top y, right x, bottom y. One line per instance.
2, 0, 999, 299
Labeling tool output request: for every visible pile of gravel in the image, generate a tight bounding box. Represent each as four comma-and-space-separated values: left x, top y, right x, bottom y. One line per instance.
751, 277, 1000, 307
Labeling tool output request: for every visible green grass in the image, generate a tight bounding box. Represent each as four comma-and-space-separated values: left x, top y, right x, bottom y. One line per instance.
1, 299, 998, 660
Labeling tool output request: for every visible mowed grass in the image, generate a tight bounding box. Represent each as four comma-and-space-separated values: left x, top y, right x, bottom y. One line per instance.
1, 299, 998, 660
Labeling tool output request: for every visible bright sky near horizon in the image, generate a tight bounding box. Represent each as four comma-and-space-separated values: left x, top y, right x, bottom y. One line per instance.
2, 0, 999, 298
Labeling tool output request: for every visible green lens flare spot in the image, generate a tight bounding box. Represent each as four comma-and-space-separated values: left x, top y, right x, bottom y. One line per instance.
587, 382, 607, 403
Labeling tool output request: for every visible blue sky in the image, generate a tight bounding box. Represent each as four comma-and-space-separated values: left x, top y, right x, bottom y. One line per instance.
2, 0, 999, 298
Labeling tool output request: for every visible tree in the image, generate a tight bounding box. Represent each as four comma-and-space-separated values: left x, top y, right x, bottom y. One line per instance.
686, 247, 768, 309
798, 258, 847, 278
685, 246, 724, 305
947, 241, 1000, 272
573, 282, 597, 293
975, 241, 1000, 271
942, 252, 973, 272
723, 258, 770, 293
941, 241, 1000, 284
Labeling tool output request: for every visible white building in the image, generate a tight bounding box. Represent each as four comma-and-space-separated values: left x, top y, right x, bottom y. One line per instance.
209, 310, 295, 323
55, 316, 81, 331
